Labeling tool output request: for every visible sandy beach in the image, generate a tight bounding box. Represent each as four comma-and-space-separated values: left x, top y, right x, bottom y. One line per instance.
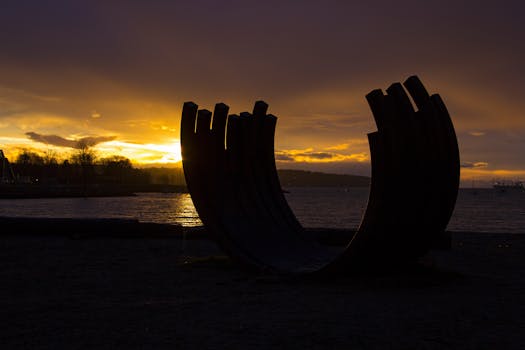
1, 229, 524, 349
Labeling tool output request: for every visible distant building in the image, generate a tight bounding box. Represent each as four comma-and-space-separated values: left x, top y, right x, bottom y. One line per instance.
1, 150, 16, 183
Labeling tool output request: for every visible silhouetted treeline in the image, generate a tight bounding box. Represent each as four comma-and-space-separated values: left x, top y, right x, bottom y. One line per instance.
12, 150, 150, 185
10, 150, 370, 188
143, 167, 186, 186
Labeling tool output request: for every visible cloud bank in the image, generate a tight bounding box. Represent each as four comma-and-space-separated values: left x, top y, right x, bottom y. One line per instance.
275, 148, 368, 163
25, 132, 116, 149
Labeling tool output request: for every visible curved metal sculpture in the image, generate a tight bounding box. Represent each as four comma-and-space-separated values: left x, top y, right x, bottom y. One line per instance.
181, 76, 460, 274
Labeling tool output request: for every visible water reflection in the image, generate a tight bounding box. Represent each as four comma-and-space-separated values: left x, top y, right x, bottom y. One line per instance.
285, 187, 369, 229
0, 193, 203, 227
1, 189, 524, 233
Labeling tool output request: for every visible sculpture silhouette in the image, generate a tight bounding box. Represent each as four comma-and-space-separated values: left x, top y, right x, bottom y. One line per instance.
181, 76, 460, 274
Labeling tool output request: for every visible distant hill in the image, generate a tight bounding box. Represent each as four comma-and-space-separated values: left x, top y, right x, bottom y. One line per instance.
139, 167, 370, 188
277, 169, 370, 188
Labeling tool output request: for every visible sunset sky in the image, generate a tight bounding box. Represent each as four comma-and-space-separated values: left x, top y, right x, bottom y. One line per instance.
1, 1, 524, 186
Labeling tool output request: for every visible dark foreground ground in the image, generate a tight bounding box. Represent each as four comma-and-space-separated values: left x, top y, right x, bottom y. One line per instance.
1, 230, 524, 349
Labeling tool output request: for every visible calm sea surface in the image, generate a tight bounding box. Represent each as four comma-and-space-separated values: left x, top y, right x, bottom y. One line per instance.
0, 188, 523, 233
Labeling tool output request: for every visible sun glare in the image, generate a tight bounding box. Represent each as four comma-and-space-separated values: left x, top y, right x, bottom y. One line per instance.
95, 140, 182, 165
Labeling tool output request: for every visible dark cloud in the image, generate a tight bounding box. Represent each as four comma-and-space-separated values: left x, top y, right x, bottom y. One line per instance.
295, 152, 334, 160
461, 161, 489, 169
1, 0, 524, 100
275, 150, 337, 162
25, 132, 115, 149
275, 154, 294, 162
275, 149, 367, 163
1, 1, 523, 113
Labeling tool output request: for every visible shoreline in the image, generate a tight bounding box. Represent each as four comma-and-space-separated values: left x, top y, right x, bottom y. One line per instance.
0, 184, 187, 199
1, 186, 518, 200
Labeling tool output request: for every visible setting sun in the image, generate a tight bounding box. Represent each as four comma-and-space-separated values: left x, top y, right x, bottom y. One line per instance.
95, 140, 182, 166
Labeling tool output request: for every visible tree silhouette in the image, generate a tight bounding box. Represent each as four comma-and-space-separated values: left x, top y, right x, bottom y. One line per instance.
72, 142, 97, 189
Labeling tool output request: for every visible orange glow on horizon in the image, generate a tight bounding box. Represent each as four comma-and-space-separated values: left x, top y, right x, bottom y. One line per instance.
461, 167, 525, 182
0, 137, 182, 166
3, 135, 525, 183
95, 140, 182, 165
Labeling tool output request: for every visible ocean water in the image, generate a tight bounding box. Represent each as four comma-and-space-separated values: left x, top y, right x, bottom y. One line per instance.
0, 188, 523, 233
286, 187, 525, 233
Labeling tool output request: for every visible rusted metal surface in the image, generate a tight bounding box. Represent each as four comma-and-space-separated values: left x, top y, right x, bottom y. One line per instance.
181, 76, 460, 274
